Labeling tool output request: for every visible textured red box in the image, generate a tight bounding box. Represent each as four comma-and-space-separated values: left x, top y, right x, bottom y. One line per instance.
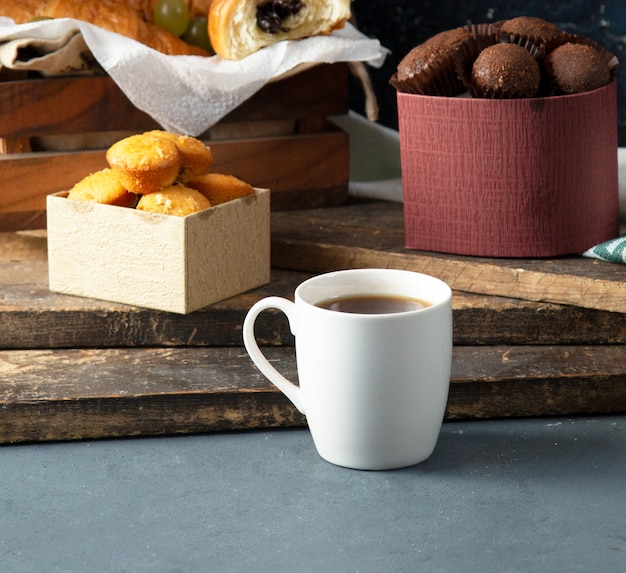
398, 82, 620, 257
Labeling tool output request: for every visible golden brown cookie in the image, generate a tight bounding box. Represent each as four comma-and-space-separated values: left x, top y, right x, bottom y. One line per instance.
106, 133, 180, 195
136, 184, 212, 216
66, 168, 138, 208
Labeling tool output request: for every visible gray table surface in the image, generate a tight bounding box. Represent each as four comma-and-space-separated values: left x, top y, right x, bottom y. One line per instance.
2, 415, 625, 573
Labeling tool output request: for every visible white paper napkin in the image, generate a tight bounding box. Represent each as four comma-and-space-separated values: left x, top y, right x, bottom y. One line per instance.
0, 17, 389, 135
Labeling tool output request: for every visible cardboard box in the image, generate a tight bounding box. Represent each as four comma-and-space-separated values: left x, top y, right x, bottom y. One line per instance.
398, 81, 620, 258
46, 189, 270, 314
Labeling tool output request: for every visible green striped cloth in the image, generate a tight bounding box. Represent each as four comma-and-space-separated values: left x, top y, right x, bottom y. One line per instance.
582, 236, 626, 263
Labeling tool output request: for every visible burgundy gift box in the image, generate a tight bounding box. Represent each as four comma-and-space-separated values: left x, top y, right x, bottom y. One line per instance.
398, 81, 620, 257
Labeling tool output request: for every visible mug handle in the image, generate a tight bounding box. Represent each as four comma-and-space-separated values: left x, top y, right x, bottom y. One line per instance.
243, 297, 305, 414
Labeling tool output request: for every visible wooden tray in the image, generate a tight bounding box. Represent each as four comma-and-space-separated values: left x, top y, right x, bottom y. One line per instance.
2, 345, 624, 444
0, 63, 350, 231
1, 198, 625, 444
271, 199, 626, 314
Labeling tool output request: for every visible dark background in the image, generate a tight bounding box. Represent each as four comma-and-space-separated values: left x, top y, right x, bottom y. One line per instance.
350, 1, 626, 145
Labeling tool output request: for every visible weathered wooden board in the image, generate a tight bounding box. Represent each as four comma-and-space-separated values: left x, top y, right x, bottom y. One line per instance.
1, 345, 624, 444
0, 128, 349, 231
0, 64, 348, 138
1, 257, 625, 349
270, 199, 626, 313
1, 219, 625, 444
0, 64, 350, 230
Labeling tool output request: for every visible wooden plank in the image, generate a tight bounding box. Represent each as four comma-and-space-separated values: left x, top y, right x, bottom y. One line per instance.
0, 75, 158, 138
0, 345, 624, 444
270, 199, 626, 313
0, 231, 47, 262
0, 136, 31, 153
0, 129, 349, 230
208, 127, 349, 211
446, 345, 626, 419
0, 64, 348, 139
0, 152, 110, 222
0, 235, 624, 348
452, 293, 626, 345
220, 63, 349, 125
0, 210, 46, 234
1, 257, 625, 347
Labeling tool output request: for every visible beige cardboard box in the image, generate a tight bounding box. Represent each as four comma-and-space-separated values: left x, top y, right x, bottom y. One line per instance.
46, 189, 270, 314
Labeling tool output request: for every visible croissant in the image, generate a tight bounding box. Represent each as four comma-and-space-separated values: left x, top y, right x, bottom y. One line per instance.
0, 0, 41, 24
1, 0, 209, 56
208, 0, 351, 60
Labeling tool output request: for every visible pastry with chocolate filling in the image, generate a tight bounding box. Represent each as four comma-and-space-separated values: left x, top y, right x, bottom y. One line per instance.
209, 0, 351, 60
471, 43, 540, 98
544, 42, 611, 94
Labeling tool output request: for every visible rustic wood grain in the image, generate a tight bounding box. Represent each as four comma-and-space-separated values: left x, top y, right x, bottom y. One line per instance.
2, 257, 625, 348
0, 75, 158, 138
208, 127, 349, 211
270, 199, 626, 313
0, 63, 350, 229
0, 64, 348, 139
0, 129, 349, 231
219, 63, 349, 125
1, 223, 624, 444
1, 345, 624, 444
1, 231, 624, 348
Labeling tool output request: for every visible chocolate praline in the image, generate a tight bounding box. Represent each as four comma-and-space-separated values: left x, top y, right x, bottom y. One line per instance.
544, 42, 611, 94
499, 16, 564, 43
471, 43, 541, 98
390, 27, 472, 96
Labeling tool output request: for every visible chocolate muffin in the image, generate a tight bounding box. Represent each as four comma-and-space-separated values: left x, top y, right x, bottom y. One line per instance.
471, 43, 541, 98
390, 27, 472, 96
544, 42, 612, 94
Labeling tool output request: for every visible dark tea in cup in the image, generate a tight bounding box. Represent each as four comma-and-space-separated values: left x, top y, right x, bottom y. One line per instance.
316, 294, 431, 314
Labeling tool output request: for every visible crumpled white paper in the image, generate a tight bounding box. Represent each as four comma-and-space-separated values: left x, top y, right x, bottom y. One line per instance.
0, 17, 389, 136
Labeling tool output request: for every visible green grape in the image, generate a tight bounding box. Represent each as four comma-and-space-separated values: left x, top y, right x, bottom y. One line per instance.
29, 16, 53, 22
182, 16, 214, 53
153, 0, 189, 38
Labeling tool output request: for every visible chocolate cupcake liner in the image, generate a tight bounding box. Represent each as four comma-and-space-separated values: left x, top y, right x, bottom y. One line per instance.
462, 22, 501, 39
390, 62, 465, 97
497, 16, 565, 56
455, 37, 494, 97
497, 31, 555, 56
498, 34, 541, 58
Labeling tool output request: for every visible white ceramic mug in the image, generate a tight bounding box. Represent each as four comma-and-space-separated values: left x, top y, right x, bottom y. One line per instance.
243, 268, 453, 470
